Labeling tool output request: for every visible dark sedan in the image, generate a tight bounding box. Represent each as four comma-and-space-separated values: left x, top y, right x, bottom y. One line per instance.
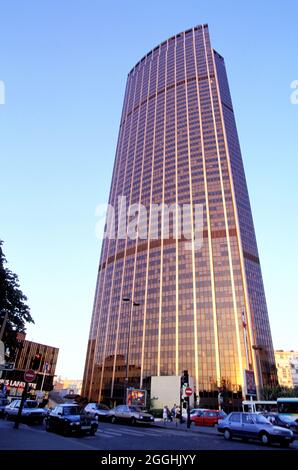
264, 413, 298, 435
45, 404, 98, 436
218, 412, 294, 447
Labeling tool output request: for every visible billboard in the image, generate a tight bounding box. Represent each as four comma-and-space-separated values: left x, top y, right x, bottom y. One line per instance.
244, 369, 257, 396
126, 388, 147, 407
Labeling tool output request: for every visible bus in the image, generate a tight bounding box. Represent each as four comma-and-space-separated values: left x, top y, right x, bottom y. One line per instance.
242, 400, 277, 413
277, 398, 298, 420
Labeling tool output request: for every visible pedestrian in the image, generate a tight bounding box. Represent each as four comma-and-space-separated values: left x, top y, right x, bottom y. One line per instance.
167, 406, 172, 422
176, 406, 181, 425
163, 405, 169, 424
171, 404, 178, 426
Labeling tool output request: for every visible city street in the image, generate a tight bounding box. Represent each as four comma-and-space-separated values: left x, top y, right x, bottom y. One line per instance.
0, 419, 297, 451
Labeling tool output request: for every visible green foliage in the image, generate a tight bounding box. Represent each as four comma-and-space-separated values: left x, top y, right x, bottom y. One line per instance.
0, 240, 34, 357
149, 408, 163, 418
261, 385, 298, 400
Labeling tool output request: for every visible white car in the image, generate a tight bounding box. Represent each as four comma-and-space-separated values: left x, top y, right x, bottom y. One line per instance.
110, 405, 154, 425
4, 399, 46, 424
84, 402, 111, 421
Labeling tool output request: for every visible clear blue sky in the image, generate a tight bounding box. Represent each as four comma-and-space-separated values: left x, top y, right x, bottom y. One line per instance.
0, 1, 297, 379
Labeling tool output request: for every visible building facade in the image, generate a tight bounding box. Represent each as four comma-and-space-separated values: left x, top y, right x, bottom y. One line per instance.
275, 350, 298, 388
83, 24, 277, 404
0, 336, 59, 397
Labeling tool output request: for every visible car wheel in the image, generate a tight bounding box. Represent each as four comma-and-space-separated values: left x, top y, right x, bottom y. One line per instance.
111, 416, 117, 424
223, 429, 232, 440
131, 417, 136, 426
259, 432, 270, 446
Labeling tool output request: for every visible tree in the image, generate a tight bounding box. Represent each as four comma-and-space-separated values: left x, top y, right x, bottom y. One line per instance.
0, 240, 34, 359
261, 385, 298, 400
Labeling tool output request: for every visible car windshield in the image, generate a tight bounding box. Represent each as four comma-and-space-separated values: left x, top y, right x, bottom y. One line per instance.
280, 415, 292, 423
96, 404, 109, 410
255, 414, 271, 424
128, 406, 142, 412
63, 406, 82, 416
24, 402, 38, 409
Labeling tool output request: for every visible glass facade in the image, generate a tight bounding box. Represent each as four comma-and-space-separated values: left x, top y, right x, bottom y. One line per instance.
82, 25, 277, 403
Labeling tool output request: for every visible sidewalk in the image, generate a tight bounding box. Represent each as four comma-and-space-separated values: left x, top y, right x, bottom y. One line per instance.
152, 418, 219, 436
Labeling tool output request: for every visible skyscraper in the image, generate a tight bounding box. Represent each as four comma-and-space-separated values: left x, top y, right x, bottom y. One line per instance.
82, 24, 277, 404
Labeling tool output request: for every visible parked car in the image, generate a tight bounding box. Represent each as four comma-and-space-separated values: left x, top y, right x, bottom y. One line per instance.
182, 408, 206, 422
4, 399, 46, 424
263, 413, 298, 435
191, 409, 227, 427
109, 405, 154, 425
189, 408, 207, 419
0, 398, 9, 417
84, 403, 111, 421
45, 404, 98, 436
218, 412, 294, 447
44, 407, 53, 416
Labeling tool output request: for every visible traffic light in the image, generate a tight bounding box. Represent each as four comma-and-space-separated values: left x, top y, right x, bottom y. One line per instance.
31, 353, 42, 370
181, 370, 189, 400
181, 369, 189, 386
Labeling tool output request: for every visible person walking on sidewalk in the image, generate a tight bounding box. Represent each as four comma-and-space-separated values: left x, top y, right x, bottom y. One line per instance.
171, 404, 178, 426
176, 406, 181, 424
163, 405, 169, 424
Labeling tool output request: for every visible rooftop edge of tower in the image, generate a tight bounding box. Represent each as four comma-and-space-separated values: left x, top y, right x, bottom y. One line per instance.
127, 24, 210, 77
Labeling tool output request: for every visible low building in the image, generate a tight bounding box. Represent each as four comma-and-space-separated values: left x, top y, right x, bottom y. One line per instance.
0, 335, 59, 398
275, 350, 298, 388
150, 376, 195, 411
54, 377, 82, 396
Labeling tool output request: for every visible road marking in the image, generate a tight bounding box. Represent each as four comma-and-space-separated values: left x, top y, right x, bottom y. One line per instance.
97, 428, 122, 436
98, 426, 190, 439
95, 433, 114, 439
112, 429, 148, 436
98, 429, 123, 437
101, 429, 145, 437
97, 427, 164, 439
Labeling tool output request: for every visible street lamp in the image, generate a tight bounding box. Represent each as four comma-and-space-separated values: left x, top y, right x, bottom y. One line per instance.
252, 344, 263, 397
122, 296, 141, 404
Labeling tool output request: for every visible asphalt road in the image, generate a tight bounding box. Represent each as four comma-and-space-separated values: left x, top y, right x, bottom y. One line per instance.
0, 419, 297, 450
